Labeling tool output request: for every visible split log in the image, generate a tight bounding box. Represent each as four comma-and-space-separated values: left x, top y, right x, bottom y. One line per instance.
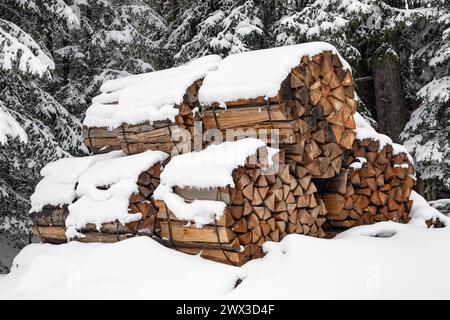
319, 138, 415, 229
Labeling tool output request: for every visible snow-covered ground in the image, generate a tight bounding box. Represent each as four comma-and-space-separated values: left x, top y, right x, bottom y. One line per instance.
1, 221, 450, 299
0, 236, 21, 273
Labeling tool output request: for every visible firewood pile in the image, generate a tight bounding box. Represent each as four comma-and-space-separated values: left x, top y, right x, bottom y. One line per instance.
83, 80, 203, 155
198, 50, 357, 239
30, 43, 423, 266
318, 138, 415, 229
153, 147, 327, 266
32, 162, 165, 244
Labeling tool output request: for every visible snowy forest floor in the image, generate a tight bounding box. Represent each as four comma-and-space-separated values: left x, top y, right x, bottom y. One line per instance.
0, 234, 33, 274
1, 221, 450, 299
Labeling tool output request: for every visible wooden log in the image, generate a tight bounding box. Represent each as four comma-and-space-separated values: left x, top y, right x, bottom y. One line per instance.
202, 105, 290, 129
160, 221, 235, 243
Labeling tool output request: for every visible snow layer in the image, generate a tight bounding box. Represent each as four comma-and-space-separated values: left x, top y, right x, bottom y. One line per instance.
199, 42, 351, 105
0, 105, 27, 145
0, 237, 242, 299
355, 112, 413, 163
408, 191, 450, 227
418, 76, 450, 103
154, 138, 278, 226
30, 151, 124, 213
84, 55, 221, 129
2, 220, 450, 299
349, 157, 367, 169
66, 150, 168, 235
0, 19, 55, 77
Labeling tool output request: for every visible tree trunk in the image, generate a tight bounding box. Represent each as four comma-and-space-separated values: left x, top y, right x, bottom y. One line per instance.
372, 54, 408, 142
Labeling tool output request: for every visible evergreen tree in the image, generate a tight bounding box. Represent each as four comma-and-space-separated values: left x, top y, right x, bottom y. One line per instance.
400, 0, 450, 199
54, 0, 169, 115
165, 0, 265, 64
0, 0, 84, 237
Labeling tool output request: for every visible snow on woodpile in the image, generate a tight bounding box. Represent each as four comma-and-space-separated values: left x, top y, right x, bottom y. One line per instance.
354, 112, 412, 161
30, 151, 124, 213
66, 150, 168, 238
153, 138, 278, 226
198, 41, 351, 105
408, 191, 450, 227
83, 55, 221, 129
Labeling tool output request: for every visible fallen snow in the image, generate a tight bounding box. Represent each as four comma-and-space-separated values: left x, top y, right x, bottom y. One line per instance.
349, 157, 367, 169
154, 185, 227, 228
429, 199, 450, 209
199, 42, 351, 105
84, 55, 221, 129
153, 138, 278, 226
66, 150, 168, 236
0, 237, 243, 299
158, 138, 274, 189
355, 112, 413, 163
408, 191, 450, 227
30, 151, 124, 213
2, 219, 450, 299
231, 223, 450, 299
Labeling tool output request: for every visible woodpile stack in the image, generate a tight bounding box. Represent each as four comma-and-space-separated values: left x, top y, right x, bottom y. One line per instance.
284, 51, 357, 179
152, 148, 327, 266
202, 51, 357, 180
318, 139, 415, 229
32, 162, 165, 244
32, 205, 133, 243
84, 80, 203, 155
31, 44, 426, 266
83, 126, 121, 154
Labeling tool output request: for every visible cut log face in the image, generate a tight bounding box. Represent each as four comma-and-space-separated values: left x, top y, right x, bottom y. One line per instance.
153, 148, 328, 265
319, 137, 415, 229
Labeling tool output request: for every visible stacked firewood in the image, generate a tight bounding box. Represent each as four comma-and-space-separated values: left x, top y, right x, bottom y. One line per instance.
84, 80, 203, 155
83, 127, 121, 154
202, 51, 356, 182
32, 205, 133, 243
153, 148, 327, 266
32, 162, 165, 244
287, 51, 357, 179
319, 138, 415, 228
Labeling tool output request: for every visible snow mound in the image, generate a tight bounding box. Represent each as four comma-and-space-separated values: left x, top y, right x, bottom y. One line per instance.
84, 55, 221, 129
408, 191, 450, 227
231, 223, 450, 299
0, 237, 243, 299
30, 151, 124, 213
66, 150, 168, 237
199, 42, 351, 105
154, 138, 279, 226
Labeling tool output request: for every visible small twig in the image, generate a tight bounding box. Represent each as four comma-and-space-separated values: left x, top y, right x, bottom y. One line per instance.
354, 76, 374, 82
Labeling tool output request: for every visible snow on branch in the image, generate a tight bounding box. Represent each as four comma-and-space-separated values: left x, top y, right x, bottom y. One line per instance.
0, 19, 54, 77
0, 102, 27, 145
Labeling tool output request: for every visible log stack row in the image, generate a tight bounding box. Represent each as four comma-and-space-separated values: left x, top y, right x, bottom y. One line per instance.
152, 148, 327, 266
319, 138, 415, 229
31, 162, 165, 244
285, 51, 357, 179
84, 80, 203, 155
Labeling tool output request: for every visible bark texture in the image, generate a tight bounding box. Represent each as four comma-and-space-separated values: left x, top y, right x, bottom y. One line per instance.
373, 54, 409, 142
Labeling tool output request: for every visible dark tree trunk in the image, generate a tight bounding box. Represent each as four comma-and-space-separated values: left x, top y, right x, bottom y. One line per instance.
372, 54, 409, 142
